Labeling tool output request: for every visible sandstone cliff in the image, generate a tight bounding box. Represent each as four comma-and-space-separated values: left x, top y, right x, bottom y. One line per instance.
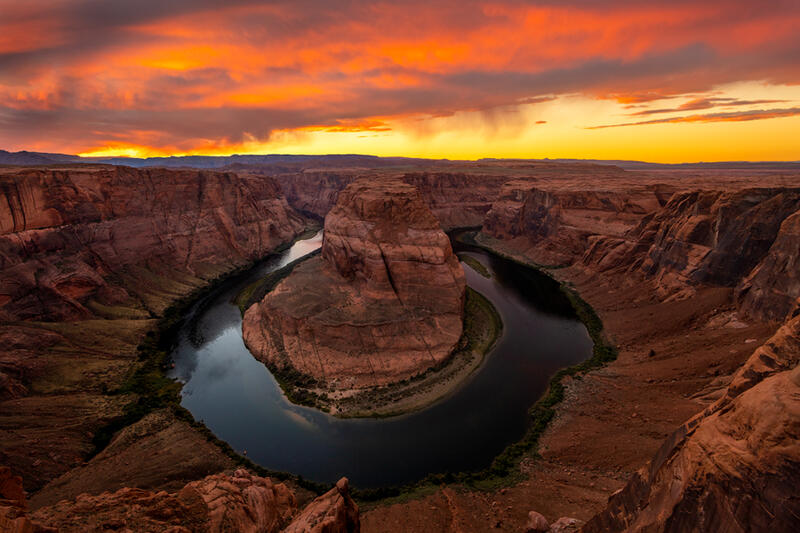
581, 311, 800, 533
0, 165, 308, 493
243, 179, 466, 390
636, 188, 800, 294
737, 210, 800, 322
480, 180, 662, 265
0, 165, 307, 322
272, 171, 510, 230
481, 184, 800, 312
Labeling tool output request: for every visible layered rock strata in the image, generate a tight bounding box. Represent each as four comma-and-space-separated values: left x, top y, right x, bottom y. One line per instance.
272, 171, 511, 230
243, 179, 465, 390
582, 311, 800, 533
0, 165, 307, 492
483, 185, 800, 312
737, 210, 800, 322
480, 180, 664, 265
0, 165, 306, 322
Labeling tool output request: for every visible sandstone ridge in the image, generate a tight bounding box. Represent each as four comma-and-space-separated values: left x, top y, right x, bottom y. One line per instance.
243, 178, 466, 392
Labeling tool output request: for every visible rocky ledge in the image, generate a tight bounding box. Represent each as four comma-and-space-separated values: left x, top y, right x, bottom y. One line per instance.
243, 179, 466, 393
2, 464, 359, 533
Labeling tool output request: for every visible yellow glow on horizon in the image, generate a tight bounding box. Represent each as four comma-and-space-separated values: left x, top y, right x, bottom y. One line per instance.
75, 82, 800, 163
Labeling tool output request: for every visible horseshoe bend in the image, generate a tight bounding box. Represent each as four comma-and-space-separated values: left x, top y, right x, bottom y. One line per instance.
2, 3, 800, 530
1, 157, 798, 532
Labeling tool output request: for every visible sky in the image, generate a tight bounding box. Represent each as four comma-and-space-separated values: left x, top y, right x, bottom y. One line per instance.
1, 0, 799, 162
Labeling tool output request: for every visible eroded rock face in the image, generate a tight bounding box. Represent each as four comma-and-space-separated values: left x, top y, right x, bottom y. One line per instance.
581, 314, 800, 533
284, 477, 360, 533
480, 181, 660, 266
0, 165, 307, 322
0, 466, 42, 533
273, 171, 510, 230
637, 188, 800, 293
737, 210, 800, 322
0, 165, 307, 406
27, 468, 359, 533
243, 179, 465, 390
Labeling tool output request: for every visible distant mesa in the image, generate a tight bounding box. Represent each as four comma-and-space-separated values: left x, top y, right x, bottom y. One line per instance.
243, 178, 466, 393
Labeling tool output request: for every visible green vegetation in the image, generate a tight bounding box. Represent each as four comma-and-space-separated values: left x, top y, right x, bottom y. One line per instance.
90, 255, 269, 455
459, 254, 491, 278
263, 360, 331, 411
463, 287, 502, 353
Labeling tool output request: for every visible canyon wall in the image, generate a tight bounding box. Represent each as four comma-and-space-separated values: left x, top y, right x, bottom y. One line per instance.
480, 180, 666, 265
481, 184, 800, 320
272, 171, 510, 230
737, 210, 800, 322
477, 182, 800, 531
582, 310, 800, 533
243, 179, 466, 390
0, 165, 307, 322
0, 165, 308, 493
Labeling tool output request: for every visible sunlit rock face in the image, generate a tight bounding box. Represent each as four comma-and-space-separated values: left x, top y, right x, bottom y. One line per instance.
243, 179, 466, 390
582, 312, 800, 533
0, 166, 306, 322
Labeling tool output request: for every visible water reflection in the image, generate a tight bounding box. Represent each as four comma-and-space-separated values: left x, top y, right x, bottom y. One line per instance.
169, 231, 592, 488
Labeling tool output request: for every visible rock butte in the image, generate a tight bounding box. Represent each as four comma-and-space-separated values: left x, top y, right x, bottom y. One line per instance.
0, 157, 799, 532
243, 179, 466, 390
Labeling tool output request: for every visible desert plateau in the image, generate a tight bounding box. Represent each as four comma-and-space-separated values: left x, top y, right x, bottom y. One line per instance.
1, 2, 800, 532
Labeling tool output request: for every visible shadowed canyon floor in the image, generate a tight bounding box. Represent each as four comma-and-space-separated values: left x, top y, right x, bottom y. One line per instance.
1, 159, 799, 532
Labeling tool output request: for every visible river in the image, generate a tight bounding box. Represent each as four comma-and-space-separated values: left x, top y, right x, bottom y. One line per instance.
168, 230, 592, 488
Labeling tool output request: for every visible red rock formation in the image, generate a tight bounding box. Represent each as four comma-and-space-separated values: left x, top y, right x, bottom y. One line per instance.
284, 477, 360, 533
243, 179, 465, 390
636, 188, 800, 293
581, 313, 800, 533
737, 210, 800, 322
0, 165, 307, 408
272, 171, 510, 230
0, 165, 307, 322
480, 181, 660, 266
0, 466, 41, 533
27, 468, 359, 533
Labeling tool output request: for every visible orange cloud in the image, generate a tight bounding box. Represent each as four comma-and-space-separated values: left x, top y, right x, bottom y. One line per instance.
590, 107, 800, 129
0, 1, 799, 159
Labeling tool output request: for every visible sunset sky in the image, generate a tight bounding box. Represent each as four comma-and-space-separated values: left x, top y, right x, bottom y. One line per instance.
1, 1, 799, 162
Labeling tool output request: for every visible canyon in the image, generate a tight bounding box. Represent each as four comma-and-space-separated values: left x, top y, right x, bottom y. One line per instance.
0, 157, 798, 532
